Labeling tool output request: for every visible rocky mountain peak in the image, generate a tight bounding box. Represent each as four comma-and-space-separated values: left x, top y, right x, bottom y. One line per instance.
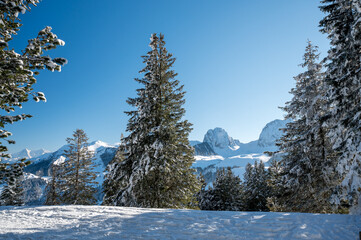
203, 127, 237, 149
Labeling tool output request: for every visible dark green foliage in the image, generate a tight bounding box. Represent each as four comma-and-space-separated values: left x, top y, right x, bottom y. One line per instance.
198, 167, 243, 211
60, 129, 98, 205
104, 34, 200, 208
242, 161, 270, 211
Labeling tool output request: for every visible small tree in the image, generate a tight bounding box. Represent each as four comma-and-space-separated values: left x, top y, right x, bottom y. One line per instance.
45, 161, 63, 205
242, 161, 270, 211
198, 167, 243, 211
61, 129, 98, 205
266, 157, 283, 211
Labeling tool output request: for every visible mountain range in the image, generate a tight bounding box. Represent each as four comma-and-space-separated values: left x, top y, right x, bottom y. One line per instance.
6, 119, 289, 205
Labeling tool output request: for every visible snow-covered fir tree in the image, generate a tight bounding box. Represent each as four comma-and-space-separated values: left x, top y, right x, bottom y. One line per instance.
319, 0, 361, 214
274, 41, 337, 213
0, 0, 66, 198
0, 163, 24, 206
195, 173, 208, 209
242, 161, 270, 211
103, 33, 200, 208
198, 167, 243, 211
60, 129, 98, 205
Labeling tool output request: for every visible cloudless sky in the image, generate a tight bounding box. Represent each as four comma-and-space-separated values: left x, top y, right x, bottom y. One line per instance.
7, 0, 330, 153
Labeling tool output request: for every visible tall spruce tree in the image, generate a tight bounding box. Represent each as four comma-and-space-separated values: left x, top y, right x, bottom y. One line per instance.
242, 161, 270, 211
274, 41, 336, 213
61, 129, 98, 205
319, 0, 361, 213
198, 167, 243, 211
0, 0, 66, 203
103, 33, 200, 208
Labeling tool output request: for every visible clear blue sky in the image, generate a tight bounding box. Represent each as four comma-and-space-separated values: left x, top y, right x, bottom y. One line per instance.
7, 0, 330, 153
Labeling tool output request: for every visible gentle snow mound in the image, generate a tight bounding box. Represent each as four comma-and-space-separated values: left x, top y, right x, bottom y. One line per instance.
0, 206, 359, 239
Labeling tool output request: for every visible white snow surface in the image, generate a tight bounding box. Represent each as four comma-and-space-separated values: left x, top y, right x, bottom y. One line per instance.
0, 205, 359, 240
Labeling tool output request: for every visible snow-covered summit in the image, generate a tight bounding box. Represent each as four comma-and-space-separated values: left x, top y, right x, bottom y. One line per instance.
258, 119, 290, 147
11, 148, 32, 159
203, 127, 238, 149
7, 148, 50, 162
87, 140, 113, 152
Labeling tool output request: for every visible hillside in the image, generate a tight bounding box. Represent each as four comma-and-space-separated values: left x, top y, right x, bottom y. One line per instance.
0, 205, 359, 239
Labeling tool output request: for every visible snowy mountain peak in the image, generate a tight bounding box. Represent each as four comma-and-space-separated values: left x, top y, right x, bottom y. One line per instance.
18, 148, 32, 159
258, 119, 290, 147
9, 148, 49, 161
203, 127, 237, 149
87, 140, 112, 152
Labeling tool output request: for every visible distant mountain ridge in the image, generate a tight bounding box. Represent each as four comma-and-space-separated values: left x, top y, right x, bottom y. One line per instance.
7, 148, 50, 162
193, 119, 290, 157
7, 119, 289, 205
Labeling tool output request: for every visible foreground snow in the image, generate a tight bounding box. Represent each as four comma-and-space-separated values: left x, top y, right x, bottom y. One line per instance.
0, 206, 360, 239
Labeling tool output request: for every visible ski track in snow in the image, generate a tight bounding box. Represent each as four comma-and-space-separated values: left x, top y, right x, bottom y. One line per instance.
0, 206, 360, 239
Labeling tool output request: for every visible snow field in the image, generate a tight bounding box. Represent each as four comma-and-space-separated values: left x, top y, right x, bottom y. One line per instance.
0, 205, 360, 240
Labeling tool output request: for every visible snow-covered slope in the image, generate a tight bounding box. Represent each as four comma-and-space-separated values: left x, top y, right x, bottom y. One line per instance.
0, 205, 359, 239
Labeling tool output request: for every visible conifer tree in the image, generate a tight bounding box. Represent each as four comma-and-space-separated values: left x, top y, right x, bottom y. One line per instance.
319, 0, 361, 213
196, 173, 209, 209
104, 33, 200, 208
0, 0, 66, 160
242, 161, 270, 211
198, 167, 243, 211
274, 41, 336, 213
61, 129, 98, 205
0, 0, 66, 199
266, 157, 283, 211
